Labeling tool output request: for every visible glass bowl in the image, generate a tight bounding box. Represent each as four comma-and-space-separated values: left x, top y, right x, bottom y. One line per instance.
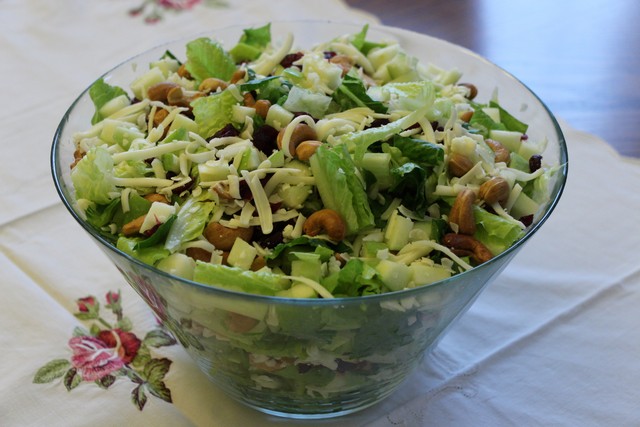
51, 21, 568, 419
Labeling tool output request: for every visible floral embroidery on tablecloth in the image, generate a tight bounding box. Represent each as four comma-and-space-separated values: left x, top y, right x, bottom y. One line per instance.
129, 0, 228, 24
33, 290, 178, 410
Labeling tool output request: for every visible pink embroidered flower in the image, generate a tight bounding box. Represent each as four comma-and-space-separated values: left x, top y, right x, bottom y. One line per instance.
106, 291, 120, 305
76, 296, 97, 313
158, 0, 202, 10
97, 329, 142, 364
69, 335, 124, 381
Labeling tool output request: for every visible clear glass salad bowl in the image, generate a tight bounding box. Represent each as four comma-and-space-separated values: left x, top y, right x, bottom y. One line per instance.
51, 21, 567, 419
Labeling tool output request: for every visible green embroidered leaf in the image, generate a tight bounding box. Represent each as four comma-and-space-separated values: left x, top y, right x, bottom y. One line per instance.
148, 381, 172, 403
74, 312, 98, 321
131, 345, 152, 370
116, 316, 133, 332
143, 358, 172, 385
143, 329, 177, 348
132, 384, 148, 411
72, 326, 89, 337
95, 374, 116, 389
33, 359, 71, 384
64, 368, 82, 391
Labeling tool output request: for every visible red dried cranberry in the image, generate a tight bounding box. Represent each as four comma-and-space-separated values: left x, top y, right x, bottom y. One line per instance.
211, 123, 239, 139
323, 51, 337, 60
252, 124, 279, 153
520, 214, 534, 227
280, 52, 304, 68
529, 154, 542, 172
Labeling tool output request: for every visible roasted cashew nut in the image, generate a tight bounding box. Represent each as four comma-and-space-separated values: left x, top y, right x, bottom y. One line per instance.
277, 123, 318, 157
295, 140, 322, 161
442, 233, 493, 264
303, 209, 347, 241
203, 222, 254, 251
485, 139, 510, 163
198, 77, 228, 93
448, 188, 477, 235
167, 86, 203, 108
147, 82, 180, 103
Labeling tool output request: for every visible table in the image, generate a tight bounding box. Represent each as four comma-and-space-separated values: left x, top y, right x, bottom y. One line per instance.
1, 1, 640, 426
346, 0, 640, 158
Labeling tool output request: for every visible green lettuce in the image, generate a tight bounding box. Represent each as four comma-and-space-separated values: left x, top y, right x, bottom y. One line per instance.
185, 37, 236, 84
309, 145, 375, 235
473, 206, 525, 255
164, 197, 215, 253
71, 146, 116, 205
193, 262, 289, 295
229, 23, 271, 63
332, 74, 387, 114
489, 100, 529, 133
89, 78, 128, 125
117, 236, 170, 265
321, 259, 385, 297
191, 89, 239, 138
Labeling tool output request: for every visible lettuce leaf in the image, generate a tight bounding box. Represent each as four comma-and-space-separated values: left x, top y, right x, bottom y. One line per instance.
71, 146, 116, 205
473, 206, 525, 255
193, 262, 289, 295
185, 37, 236, 84
332, 74, 387, 114
191, 90, 239, 138
164, 197, 214, 252
89, 78, 128, 125
229, 23, 271, 63
322, 259, 385, 297
468, 107, 507, 138
117, 236, 170, 265
489, 100, 529, 133
309, 145, 375, 235
392, 135, 444, 167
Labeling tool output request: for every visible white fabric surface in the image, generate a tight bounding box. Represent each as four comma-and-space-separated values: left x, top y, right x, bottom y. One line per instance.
2, 1, 640, 426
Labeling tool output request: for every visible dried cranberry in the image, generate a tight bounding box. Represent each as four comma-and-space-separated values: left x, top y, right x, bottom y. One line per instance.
252, 124, 279, 153
368, 118, 389, 128
280, 52, 304, 68
212, 123, 239, 139
520, 214, 534, 227
529, 154, 542, 172
323, 51, 337, 60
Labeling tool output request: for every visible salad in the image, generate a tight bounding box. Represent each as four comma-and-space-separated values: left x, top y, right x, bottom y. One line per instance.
70, 23, 557, 299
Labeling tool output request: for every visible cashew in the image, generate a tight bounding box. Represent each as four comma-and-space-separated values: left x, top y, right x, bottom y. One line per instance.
243, 92, 256, 107
186, 247, 212, 262
442, 233, 493, 264
448, 188, 476, 235
121, 215, 146, 236
147, 82, 180, 102
485, 139, 510, 163
250, 255, 267, 271
479, 177, 510, 205
459, 82, 478, 100
166, 86, 203, 107
177, 64, 192, 79
198, 77, 228, 93
460, 110, 474, 123
277, 123, 318, 157
150, 108, 169, 128
70, 148, 85, 169
254, 99, 271, 119
295, 140, 322, 161
203, 222, 254, 251
448, 153, 474, 178
303, 209, 347, 241
230, 69, 246, 84
329, 54, 354, 76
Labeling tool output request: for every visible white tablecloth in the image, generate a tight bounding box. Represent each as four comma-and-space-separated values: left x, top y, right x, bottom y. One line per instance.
2, 1, 639, 426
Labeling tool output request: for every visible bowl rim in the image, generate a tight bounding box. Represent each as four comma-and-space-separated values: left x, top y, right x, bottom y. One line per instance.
50, 20, 569, 305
